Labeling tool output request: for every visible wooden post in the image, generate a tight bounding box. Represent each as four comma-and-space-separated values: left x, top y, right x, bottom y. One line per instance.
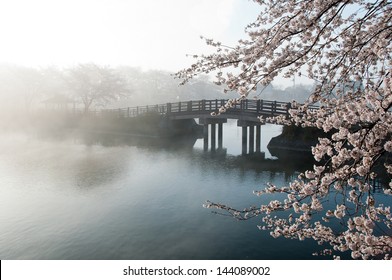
218, 123, 223, 149
203, 124, 208, 151
249, 125, 254, 154
260, 99, 263, 113
272, 101, 277, 116
256, 125, 261, 153
242, 126, 247, 155
286, 102, 291, 117
211, 123, 216, 151
166, 103, 171, 115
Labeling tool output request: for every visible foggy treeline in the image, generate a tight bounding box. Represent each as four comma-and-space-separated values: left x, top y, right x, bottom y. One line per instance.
0, 63, 313, 115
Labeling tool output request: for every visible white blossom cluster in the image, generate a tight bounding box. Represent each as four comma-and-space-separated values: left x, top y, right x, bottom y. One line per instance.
180, 0, 392, 259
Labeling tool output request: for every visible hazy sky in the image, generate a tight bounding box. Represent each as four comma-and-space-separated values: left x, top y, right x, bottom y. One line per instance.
0, 0, 261, 72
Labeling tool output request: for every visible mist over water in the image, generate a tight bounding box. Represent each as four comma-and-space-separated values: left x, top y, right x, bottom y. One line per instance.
0, 121, 328, 260
1, 0, 390, 264
0, 77, 389, 260
0, 65, 386, 259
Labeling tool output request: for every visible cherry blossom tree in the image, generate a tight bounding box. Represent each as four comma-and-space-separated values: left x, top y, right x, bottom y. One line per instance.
67, 64, 130, 113
176, 0, 392, 259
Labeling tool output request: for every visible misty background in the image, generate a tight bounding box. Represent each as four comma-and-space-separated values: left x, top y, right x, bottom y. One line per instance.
0, 0, 373, 262
0, 63, 313, 109
0, 0, 314, 127
0, 63, 313, 121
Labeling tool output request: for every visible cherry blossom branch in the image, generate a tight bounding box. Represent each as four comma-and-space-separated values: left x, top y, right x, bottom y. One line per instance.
177, 0, 392, 259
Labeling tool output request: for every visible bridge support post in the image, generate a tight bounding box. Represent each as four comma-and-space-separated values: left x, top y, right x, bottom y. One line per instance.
211, 123, 216, 152
203, 125, 208, 151
249, 125, 255, 154
238, 119, 264, 156
242, 126, 247, 155
256, 125, 261, 153
200, 118, 227, 152
218, 123, 223, 149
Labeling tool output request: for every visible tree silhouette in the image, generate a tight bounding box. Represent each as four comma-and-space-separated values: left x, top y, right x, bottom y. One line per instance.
67, 63, 130, 113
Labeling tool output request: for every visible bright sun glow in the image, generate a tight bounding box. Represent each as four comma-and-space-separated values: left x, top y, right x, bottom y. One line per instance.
0, 0, 260, 71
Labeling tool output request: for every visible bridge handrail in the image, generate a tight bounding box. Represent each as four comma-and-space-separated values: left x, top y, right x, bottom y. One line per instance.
77, 99, 317, 119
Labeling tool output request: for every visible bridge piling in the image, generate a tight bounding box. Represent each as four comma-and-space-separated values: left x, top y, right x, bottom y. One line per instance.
249, 125, 255, 153
211, 123, 216, 151
242, 126, 247, 155
238, 120, 264, 155
218, 123, 223, 149
203, 124, 208, 151
200, 118, 227, 152
256, 125, 261, 153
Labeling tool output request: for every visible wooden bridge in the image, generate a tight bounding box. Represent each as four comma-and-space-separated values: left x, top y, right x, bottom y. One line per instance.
98, 99, 292, 155
102, 99, 291, 122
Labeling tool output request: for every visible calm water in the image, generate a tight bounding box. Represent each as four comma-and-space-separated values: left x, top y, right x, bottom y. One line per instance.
0, 121, 383, 260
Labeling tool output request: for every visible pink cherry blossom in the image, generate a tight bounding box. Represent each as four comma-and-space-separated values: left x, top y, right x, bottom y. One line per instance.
177, 0, 392, 260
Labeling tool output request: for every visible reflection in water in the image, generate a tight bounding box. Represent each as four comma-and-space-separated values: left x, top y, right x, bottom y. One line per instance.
78, 131, 199, 150
0, 123, 389, 260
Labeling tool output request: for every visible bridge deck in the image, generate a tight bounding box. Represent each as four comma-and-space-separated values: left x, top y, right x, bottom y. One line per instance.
96, 99, 294, 123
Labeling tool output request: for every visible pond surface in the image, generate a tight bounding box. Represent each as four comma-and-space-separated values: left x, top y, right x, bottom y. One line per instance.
0, 121, 386, 259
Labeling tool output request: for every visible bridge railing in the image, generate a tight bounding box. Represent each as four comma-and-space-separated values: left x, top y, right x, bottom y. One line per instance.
163, 99, 291, 116
83, 99, 313, 119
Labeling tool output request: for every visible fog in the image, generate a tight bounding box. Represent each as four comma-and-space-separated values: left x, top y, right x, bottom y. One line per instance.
0, 0, 313, 132
0, 64, 220, 109
0, 63, 314, 133
0, 63, 313, 127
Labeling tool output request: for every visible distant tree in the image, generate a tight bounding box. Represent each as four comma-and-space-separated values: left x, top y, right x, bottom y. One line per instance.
113, 67, 225, 105
0, 65, 45, 112
39, 67, 69, 99
176, 0, 392, 259
67, 64, 130, 113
